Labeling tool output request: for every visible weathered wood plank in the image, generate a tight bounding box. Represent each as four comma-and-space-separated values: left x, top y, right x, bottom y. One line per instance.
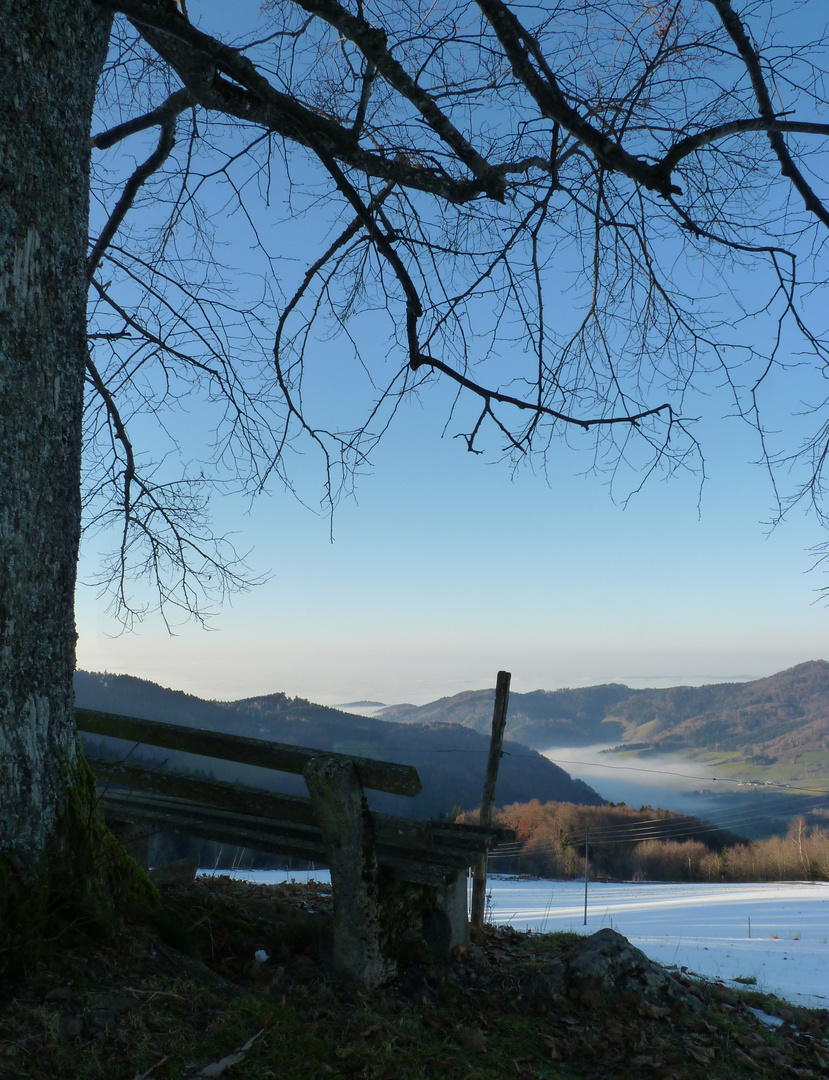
104, 797, 462, 886
430, 822, 517, 843
77, 707, 421, 796
94, 764, 509, 853
472, 669, 511, 928
101, 792, 466, 875
103, 799, 329, 862
91, 758, 319, 826
94, 765, 432, 849
99, 786, 503, 869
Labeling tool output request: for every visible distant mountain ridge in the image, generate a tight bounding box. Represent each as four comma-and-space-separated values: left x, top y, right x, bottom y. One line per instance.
379, 683, 631, 746
74, 671, 604, 818
377, 661, 829, 763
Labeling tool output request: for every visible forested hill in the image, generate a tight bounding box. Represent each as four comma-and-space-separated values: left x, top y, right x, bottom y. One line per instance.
380, 683, 633, 746
378, 661, 829, 761
73, 671, 604, 819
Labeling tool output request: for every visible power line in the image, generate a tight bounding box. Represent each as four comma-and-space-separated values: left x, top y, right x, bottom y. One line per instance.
484, 793, 829, 857
522, 753, 829, 793
564, 793, 829, 842
401, 743, 829, 796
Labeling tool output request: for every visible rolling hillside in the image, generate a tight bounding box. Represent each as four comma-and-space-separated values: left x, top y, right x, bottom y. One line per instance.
379, 683, 632, 746
377, 662, 829, 788
74, 671, 605, 819
609, 661, 829, 760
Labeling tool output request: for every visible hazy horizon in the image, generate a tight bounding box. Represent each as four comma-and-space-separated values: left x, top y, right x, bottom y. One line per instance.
75, 661, 785, 708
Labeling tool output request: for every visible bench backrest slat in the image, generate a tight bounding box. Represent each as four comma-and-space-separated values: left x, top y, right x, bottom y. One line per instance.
90, 757, 433, 848
77, 707, 421, 797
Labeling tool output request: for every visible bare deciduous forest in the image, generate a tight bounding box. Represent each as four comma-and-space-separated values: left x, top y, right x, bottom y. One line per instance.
460, 801, 829, 882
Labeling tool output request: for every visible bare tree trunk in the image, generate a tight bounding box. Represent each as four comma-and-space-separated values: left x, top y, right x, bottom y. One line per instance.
0, 1, 112, 859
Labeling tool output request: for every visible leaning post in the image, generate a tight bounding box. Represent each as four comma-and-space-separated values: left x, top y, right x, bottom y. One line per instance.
470, 670, 511, 929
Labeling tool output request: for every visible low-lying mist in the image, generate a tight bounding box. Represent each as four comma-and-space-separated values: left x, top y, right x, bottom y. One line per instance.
542, 744, 733, 815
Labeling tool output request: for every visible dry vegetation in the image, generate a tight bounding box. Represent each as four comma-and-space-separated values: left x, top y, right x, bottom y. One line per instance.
1, 875, 828, 1080
459, 802, 829, 883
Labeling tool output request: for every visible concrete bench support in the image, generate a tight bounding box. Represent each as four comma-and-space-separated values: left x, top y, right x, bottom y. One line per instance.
304, 755, 394, 988
424, 870, 469, 956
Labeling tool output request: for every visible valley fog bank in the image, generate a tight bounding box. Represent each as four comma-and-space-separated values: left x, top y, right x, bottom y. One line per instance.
540, 747, 827, 840
543, 744, 737, 815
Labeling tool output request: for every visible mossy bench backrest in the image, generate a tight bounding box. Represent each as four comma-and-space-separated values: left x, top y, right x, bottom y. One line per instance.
76, 707, 421, 796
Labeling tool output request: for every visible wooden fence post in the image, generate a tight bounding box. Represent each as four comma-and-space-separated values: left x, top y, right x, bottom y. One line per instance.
470, 670, 511, 929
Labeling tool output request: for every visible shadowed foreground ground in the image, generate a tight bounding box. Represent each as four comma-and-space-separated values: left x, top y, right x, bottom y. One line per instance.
1, 875, 827, 1079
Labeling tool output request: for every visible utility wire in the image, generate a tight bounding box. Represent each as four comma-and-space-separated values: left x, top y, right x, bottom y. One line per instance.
474, 794, 829, 846
564, 794, 829, 843
516, 753, 829, 793
383, 745, 829, 796
483, 792, 829, 857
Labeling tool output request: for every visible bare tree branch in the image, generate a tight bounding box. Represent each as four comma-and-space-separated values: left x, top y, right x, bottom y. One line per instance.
707, 0, 829, 230
91, 87, 194, 150
82, 0, 829, 616
87, 115, 177, 276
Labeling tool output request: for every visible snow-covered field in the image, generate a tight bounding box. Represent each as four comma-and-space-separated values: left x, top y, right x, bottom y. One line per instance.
200, 870, 829, 1010
486, 877, 829, 1010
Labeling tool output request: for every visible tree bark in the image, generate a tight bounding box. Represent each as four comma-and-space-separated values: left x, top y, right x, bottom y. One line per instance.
0, 0, 112, 858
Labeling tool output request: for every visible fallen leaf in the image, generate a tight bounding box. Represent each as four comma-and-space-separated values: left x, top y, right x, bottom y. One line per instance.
538, 1034, 561, 1060
767, 1049, 790, 1068
686, 1043, 714, 1064
692, 1019, 716, 1036
639, 1002, 672, 1019
187, 1030, 264, 1078
132, 1058, 168, 1080
730, 1047, 762, 1072
456, 1025, 487, 1054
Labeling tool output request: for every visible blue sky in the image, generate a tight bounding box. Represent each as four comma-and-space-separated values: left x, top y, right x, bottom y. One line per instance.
75, 1, 829, 706
75, 378, 829, 704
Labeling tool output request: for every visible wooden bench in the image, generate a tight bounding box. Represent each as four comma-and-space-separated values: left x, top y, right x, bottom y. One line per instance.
77, 708, 513, 986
